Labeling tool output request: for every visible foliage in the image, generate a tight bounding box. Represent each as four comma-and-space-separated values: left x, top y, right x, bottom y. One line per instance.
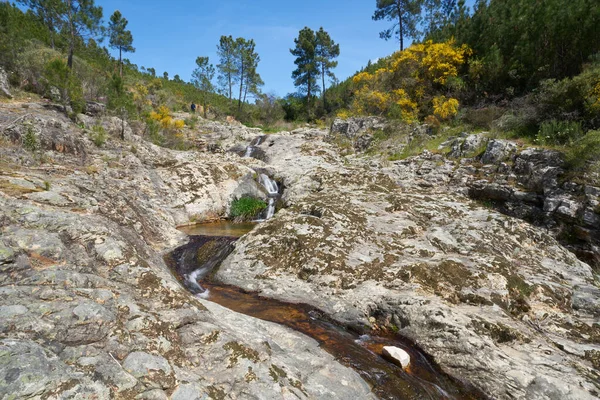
230, 196, 267, 220
216, 35, 237, 103
291, 27, 320, 118
373, 0, 424, 51
256, 93, 285, 126
433, 0, 600, 93
90, 124, 107, 147
44, 57, 84, 113
535, 120, 585, 146
23, 124, 39, 152
233, 38, 263, 114
566, 130, 600, 171
315, 28, 340, 111
432, 96, 459, 120
149, 105, 184, 136
108, 10, 135, 76
348, 40, 469, 121
192, 56, 216, 118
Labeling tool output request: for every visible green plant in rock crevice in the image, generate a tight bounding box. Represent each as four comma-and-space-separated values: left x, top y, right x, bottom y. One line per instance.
230, 196, 267, 220
90, 125, 107, 147
23, 123, 39, 152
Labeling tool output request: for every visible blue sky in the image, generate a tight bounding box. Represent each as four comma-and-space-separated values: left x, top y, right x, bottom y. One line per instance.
97, 0, 475, 97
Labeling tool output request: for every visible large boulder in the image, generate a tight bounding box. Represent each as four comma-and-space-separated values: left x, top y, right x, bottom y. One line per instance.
85, 101, 106, 117
447, 133, 488, 158
481, 139, 518, 164
330, 117, 387, 139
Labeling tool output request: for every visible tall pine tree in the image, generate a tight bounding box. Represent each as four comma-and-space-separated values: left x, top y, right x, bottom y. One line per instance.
192, 56, 215, 119
291, 27, 319, 118
315, 28, 340, 112
372, 0, 424, 51
216, 35, 236, 103
108, 10, 134, 77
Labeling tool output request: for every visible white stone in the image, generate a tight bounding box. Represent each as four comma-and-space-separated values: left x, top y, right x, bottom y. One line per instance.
382, 346, 411, 369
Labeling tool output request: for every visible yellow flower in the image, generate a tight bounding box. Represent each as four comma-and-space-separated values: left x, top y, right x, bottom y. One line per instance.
433, 96, 460, 120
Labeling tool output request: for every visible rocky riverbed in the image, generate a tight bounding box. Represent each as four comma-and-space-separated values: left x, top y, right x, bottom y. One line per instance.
0, 104, 599, 399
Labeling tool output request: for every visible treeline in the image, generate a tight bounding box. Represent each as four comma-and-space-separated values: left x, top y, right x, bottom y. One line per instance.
0, 1, 269, 124
326, 0, 600, 157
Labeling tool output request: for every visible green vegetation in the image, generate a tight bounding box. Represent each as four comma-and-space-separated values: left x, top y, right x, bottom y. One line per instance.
90, 125, 107, 147
23, 124, 39, 152
290, 27, 340, 120
230, 196, 267, 220
2, 0, 598, 173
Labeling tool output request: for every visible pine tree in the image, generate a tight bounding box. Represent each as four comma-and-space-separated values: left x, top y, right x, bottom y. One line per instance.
315, 28, 340, 112
108, 10, 134, 77
372, 0, 424, 51
192, 56, 215, 119
216, 35, 236, 103
234, 38, 261, 113
62, 0, 104, 69
291, 27, 319, 118
17, 0, 64, 49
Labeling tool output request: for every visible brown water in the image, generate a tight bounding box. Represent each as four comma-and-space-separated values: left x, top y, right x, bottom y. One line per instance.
178, 221, 257, 237
167, 228, 486, 400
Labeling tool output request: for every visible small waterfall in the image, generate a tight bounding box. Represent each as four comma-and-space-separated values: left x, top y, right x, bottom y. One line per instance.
258, 173, 280, 220
243, 136, 265, 158
171, 236, 236, 298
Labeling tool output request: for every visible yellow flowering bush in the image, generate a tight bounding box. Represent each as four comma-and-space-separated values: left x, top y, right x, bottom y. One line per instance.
432, 96, 460, 120
347, 39, 470, 121
150, 105, 185, 137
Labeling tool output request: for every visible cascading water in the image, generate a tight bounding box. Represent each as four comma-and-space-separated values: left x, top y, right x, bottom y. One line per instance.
259, 173, 279, 219
243, 136, 265, 158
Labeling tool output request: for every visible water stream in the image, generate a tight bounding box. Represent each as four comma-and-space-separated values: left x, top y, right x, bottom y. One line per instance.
243, 135, 265, 158
258, 173, 279, 220
166, 225, 486, 400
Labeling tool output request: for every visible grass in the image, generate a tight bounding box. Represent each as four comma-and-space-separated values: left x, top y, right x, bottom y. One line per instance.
230, 196, 267, 220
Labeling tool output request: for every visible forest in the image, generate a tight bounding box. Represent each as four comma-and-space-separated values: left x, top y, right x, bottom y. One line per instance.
1, 0, 599, 167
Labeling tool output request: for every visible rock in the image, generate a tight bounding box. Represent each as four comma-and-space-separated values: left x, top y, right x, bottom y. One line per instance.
447, 134, 488, 158
171, 383, 206, 400
0, 339, 98, 398
216, 131, 600, 399
0, 242, 15, 264
85, 101, 106, 117
122, 352, 173, 389
0, 68, 12, 99
330, 117, 387, 139
26, 191, 71, 206
382, 346, 411, 369
101, 116, 133, 140
481, 139, 518, 164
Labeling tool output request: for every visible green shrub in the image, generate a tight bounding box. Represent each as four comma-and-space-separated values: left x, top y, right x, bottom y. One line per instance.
536, 120, 584, 145
230, 196, 267, 220
90, 125, 107, 147
462, 106, 505, 129
23, 124, 39, 152
184, 116, 199, 129
566, 130, 600, 170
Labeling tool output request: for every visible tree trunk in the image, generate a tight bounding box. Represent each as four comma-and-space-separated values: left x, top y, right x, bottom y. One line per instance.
307, 76, 312, 119
238, 61, 245, 112
321, 64, 326, 112
68, 41, 75, 69
67, 0, 75, 69
397, 0, 404, 51
119, 47, 123, 77
228, 71, 232, 103
203, 96, 207, 119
